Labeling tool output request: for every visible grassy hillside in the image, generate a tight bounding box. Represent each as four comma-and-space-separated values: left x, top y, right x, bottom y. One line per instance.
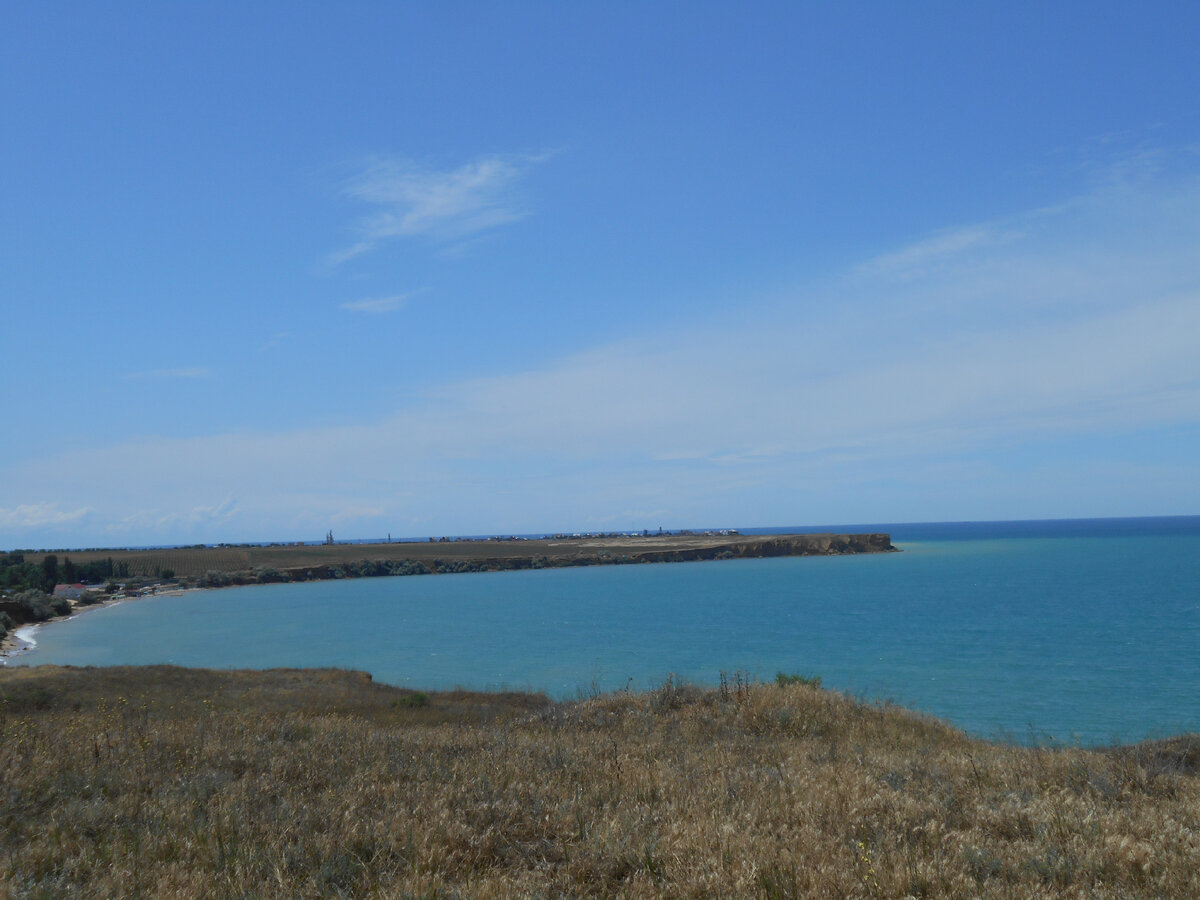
1, 666, 1197, 897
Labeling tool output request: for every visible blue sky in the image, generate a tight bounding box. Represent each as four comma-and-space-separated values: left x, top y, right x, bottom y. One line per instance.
3, 2, 1199, 547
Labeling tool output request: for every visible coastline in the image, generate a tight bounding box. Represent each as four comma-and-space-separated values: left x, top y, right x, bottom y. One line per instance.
2, 526, 1197, 743
16, 531, 897, 585
0, 534, 894, 664
1, 535, 893, 663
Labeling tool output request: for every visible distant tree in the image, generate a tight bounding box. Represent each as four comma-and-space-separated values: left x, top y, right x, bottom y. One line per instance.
62, 556, 76, 583
41, 555, 59, 591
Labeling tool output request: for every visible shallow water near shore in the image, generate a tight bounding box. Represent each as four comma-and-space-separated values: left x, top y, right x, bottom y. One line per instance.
10, 517, 1200, 745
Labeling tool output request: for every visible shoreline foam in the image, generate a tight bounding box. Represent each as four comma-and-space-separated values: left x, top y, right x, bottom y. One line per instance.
0, 625, 38, 663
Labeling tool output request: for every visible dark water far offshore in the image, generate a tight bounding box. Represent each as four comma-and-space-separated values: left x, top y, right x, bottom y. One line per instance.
11, 516, 1200, 745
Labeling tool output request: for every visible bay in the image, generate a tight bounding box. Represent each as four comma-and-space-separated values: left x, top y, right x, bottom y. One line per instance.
10, 517, 1200, 745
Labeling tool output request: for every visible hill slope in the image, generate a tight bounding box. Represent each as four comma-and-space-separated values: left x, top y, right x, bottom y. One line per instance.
1, 666, 1196, 897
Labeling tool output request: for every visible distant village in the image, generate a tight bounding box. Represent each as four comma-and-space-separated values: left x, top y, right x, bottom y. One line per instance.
428, 528, 741, 543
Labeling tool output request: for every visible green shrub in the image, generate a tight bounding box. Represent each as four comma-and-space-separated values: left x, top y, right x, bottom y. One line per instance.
197, 570, 233, 588
388, 560, 430, 576
1, 590, 71, 624
776, 672, 822, 689
433, 559, 483, 574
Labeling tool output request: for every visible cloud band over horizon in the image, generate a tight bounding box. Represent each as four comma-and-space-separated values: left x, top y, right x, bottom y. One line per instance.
5, 161, 1199, 546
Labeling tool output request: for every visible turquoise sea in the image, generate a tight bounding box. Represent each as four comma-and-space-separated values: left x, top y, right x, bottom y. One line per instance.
9, 517, 1200, 745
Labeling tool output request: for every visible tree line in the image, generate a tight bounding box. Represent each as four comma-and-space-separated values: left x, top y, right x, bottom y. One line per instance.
1, 552, 131, 595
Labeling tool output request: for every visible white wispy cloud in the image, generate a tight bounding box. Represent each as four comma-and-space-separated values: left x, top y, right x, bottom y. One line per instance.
340, 293, 416, 314
857, 225, 1021, 278
331, 153, 547, 262
0, 503, 91, 529
103, 497, 239, 535
7, 161, 1200, 541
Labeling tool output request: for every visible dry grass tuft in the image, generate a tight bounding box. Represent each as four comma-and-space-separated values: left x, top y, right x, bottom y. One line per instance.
2, 666, 1197, 897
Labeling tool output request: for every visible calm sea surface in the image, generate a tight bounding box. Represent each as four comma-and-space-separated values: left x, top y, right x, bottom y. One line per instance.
10, 517, 1200, 745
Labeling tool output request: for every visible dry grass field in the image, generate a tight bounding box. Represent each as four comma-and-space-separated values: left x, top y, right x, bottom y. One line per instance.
2, 666, 1197, 897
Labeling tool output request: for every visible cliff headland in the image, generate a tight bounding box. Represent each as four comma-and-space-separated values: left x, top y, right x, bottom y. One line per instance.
17, 531, 896, 588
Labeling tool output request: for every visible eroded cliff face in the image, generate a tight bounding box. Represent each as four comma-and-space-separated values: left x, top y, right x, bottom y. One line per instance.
633, 533, 895, 564
742, 533, 895, 556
